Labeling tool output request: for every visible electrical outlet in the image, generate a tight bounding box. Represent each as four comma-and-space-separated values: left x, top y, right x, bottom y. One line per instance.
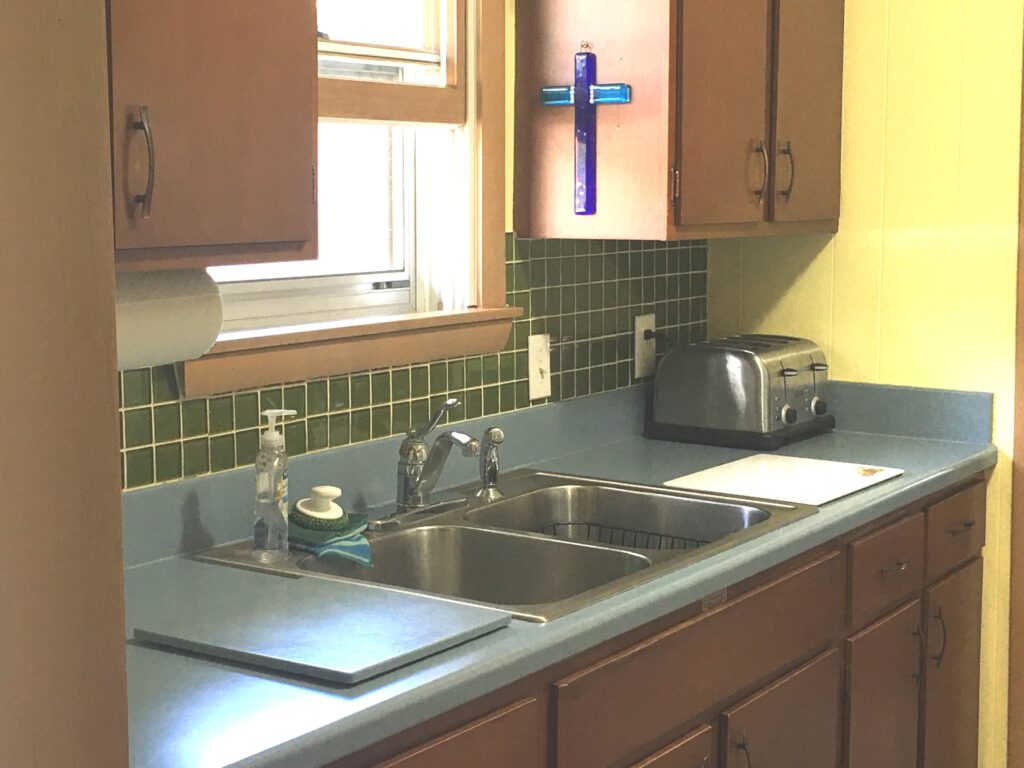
634, 314, 656, 379
528, 334, 552, 400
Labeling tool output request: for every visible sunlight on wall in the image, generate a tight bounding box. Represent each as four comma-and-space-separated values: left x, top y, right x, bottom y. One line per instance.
709, 2, 1023, 765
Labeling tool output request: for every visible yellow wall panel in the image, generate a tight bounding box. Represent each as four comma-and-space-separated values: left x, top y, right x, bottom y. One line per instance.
707, 1, 1023, 765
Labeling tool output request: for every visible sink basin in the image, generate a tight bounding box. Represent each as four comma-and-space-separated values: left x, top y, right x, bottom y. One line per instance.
298, 525, 651, 606
197, 469, 816, 621
464, 485, 771, 552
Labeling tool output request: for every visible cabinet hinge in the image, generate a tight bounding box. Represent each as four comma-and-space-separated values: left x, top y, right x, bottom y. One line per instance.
670, 167, 681, 202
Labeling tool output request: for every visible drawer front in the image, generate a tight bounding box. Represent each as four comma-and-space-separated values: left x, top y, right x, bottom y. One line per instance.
374, 698, 542, 768
927, 482, 986, 581
849, 512, 925, 627
555, 551, 843, 768
631, 724, 714, 768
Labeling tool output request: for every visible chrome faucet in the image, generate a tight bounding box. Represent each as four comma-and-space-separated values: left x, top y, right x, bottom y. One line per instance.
396, 399, 480, 512
475, 427, 504, 501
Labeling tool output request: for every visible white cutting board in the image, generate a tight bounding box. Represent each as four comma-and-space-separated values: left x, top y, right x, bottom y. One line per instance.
665, 454, 903, 506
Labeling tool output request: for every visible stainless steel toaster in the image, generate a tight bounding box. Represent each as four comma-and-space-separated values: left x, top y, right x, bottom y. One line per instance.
646, 334, 835, 449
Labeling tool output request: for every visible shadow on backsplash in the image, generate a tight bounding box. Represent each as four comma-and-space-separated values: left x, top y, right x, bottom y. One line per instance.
118, 235, 708, 490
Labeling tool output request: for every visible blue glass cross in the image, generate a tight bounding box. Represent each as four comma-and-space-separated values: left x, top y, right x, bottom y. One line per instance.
541, 48, 632, 215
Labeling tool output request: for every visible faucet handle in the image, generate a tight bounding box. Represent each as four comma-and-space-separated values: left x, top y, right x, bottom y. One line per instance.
483, 426, 504, 446
409, 398, 459, 440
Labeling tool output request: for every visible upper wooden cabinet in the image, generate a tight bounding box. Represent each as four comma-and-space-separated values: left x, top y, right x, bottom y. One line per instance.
514, 0, 844, 240
108, 0, 317, 270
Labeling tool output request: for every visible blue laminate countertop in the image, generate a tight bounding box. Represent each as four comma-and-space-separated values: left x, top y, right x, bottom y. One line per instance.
126, 422, 996, 768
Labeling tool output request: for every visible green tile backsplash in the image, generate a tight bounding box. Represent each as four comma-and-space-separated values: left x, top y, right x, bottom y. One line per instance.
118, 235, 708, 489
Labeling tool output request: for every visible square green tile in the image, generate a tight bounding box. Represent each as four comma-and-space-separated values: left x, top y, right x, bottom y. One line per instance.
151, 365, 178, 403
391, 368, 411, 401
208, 396, 234, 434
234, 392, 259, 429
122, 369, 151, 408
260, 387, 283, 412
306, 416, 328, 451
499, 352, 515, 382
371, 372, 391, 404
447, 359, 466, 390
235, 429, 260, 465
482, 355, 499, 385
181, 400, 208, 438
284, 385, 306, 418
392, 401, 411, 434
429, 362, 447, 394
516, 381, 530, 408
561, 371, 576, 399
575, 369, 591, 397
350, 374, 371, 408
123, 408, 152, 448
305, 380, 328, 415
371, 406, 392, 439
152, 403, 181, 443
350, 409, 371, 443
514, 351, 529, 380
209, 434, 236, 472
154, 443, 182, 483
462, 391, 481, 421
284, 422, 306, 455
410, 399, 430, 429
125, 447, 154, 488
483, 386, 500, 416
411, 366, 429, 398
329, 376, 350, 411
183, 438, 209, 477
465, 357, 483, 387
499, 383, 516, 413
329, 413, 350, 447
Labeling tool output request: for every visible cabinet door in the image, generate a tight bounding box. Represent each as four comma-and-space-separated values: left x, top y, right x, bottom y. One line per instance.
722, 648, 841, 768
631, 724, 713, 768
677, 0, 770, 226
109, 0, 316, 255
772, 0, 844, 222
921, 559, 983, 768
846, 600, 922, 768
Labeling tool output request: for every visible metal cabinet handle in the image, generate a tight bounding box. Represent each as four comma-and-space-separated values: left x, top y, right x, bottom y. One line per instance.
779, 140, 796, 201
880, 560, 910, 575
912, 623, 925, 684
753, 140, 769, 202
736, 734, 754, 767
946, 520, 976, 536
131, 105, 156, 219
930, 607, 948, 666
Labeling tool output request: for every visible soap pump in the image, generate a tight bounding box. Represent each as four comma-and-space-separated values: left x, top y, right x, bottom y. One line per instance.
252, 408, 297, 563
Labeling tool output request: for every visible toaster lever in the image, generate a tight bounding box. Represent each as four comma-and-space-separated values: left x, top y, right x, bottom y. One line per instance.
810, 362, 829, 372
780, 367, 799, 377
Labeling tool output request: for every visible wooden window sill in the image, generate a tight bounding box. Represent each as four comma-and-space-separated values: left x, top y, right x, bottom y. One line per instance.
181, 306, 523, 397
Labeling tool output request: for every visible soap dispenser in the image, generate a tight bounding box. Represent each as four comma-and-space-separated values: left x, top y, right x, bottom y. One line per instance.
252, 409, 297, 563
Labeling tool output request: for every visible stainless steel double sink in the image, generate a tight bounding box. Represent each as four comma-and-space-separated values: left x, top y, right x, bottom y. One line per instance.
198, 469, 816, 622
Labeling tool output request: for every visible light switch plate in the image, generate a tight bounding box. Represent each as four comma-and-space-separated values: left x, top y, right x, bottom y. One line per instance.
634, 314, 656, 379
528, 334, 552, 400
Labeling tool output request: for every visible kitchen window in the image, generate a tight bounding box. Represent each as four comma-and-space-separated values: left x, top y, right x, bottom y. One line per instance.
187, 0, 514, 395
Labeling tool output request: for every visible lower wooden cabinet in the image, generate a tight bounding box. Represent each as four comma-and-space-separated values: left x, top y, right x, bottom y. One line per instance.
722, 649, 841, 768
921, 558, 984, 768
631, 724, 713, 768
846, 600, 923, 768
342, 480, 985, 768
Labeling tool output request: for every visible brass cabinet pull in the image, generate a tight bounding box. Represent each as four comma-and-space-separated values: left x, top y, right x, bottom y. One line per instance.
736, 734, 754, 767
753, 140, 769, 202
879, 560, 910, 576
779, 140, 795, 201
131, 105, 156, 219
930, 607, 948, 666
946, 520, 976, 536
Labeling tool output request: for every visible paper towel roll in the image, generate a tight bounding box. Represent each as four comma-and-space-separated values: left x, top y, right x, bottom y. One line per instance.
115, 270, 224, 370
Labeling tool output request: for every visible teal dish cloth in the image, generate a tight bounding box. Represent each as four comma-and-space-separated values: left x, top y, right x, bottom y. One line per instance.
289, 513, 372, 567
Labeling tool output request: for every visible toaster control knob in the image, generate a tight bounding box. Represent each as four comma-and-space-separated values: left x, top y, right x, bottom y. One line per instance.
810, 396, 828, 417
780, 405, 798, 425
